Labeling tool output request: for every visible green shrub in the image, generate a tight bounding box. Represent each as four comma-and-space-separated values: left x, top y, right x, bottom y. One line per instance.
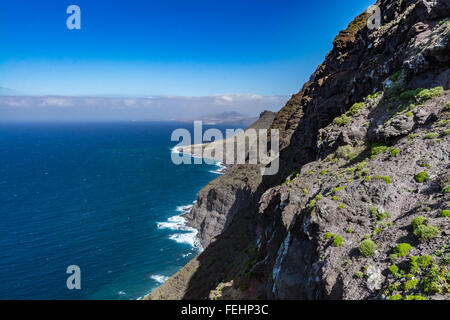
336, 145, 354, 160
442, 210, 450, 218
445, 102, 450, 111
416, 87, 443, 102
334, 114, 350, 126
348, 102, 365, 116
369, 206, 378, 217
425, 132, 439, 139
412, 216, 426, 230
405, 295, 426, 300
404, 278, 419, 290
389, 265, 400, 277
308, 199, 317, 211
355, 271, 364, 279
324, 232, 333, 240
369, 143, 390, 158
406, 111, 413, 117
417, 255, 433, 269
399, 87, 443, 103
390, 148, 400, 157
338, 204, 346, 210
410, 256, 419, 273
367, 92, 380, 100
379, 176, 392, 184
393, 243, 412, 257
359, 239, 377, 257
331, 186, 344, 195
390, 294, 403, 300
443, 129, 450, 136
415, 172, 430, 183
414, 224, 440, 241
423, 264, 447, 294
333, 236, 343, 247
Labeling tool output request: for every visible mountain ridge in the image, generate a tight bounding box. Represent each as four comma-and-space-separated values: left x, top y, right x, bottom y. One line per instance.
146, 0, 450, 300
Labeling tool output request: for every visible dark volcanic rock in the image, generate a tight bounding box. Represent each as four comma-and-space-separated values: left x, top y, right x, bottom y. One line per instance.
146, 0, 450, 301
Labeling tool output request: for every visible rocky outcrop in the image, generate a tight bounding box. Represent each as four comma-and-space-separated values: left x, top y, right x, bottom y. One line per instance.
147, 0, 450, 301
182, 111, 276, 247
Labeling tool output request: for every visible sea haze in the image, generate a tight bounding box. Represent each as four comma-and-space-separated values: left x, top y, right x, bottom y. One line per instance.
0, 121, 233, 299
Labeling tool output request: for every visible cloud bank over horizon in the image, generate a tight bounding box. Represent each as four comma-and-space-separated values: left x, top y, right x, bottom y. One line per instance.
0, 94, 289, 122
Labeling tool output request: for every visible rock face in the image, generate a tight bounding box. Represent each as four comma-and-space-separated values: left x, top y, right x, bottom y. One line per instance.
146, 0, 450, 301
183, 111, 276, 247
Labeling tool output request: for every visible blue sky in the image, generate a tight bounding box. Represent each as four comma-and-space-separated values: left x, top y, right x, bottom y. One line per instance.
0, 0, 375, 97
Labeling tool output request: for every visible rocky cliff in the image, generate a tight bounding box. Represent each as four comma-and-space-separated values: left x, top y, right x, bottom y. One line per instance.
146, 0, 450, 300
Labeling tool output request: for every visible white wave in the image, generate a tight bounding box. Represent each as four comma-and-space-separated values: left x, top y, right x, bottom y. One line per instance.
176, 204, 193, 213
150, 274, 169, 284
157, 213, 191, 231
169, 230, 201, 249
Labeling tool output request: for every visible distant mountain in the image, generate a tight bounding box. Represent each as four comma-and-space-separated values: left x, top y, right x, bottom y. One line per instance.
178, 111, 259, 126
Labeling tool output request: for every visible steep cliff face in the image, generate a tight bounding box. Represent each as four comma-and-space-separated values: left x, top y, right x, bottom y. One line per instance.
147, 0, 450, 300
183, 111, 276, 247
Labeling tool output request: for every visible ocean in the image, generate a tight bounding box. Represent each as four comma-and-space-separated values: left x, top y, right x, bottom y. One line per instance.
0, 122, 230, 299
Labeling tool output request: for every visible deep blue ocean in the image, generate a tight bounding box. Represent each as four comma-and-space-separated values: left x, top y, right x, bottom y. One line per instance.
0, 122, 229, 300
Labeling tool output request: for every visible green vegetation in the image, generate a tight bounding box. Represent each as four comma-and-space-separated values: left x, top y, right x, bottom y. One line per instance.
412, 216, 426, 230
412, 216, 440, 241
399, 87, 444, 103
443, 129, 450, 136
423, 263, 448, 294
425, 132, 439, 139
359, 239, 377, 257
390, 148, 400, 158
323, 232, 333, 240
377, 211, 391, 221
348, 102, 365, 116
393, 243, 412, 257
414, 224, 440, 242
331, 186, 344, 195
369, 206, 378, 218
445, 102, 450, 111
442, 210, 450, 218
336, 145, 356, 160
417, 255, 433, 269
377, 175, 392, 184
390, 70, 402, 82
334, 114, 350, 126
406, 111, 413, 117
367, 92, 380, 100
404, 278, 419, 290
389, 265, 400, 277
369, 143, 390, 158
337, 203, 346, 210
415, 172, 430, 183
333, 236, 343, 247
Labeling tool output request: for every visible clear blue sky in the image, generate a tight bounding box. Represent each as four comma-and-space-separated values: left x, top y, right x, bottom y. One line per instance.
0, 0, 375, 96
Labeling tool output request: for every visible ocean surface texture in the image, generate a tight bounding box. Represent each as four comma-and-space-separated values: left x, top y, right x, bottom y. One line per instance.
0, 122, 228, 299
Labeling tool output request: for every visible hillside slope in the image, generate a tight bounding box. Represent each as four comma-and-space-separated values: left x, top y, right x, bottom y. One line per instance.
146, 0, 450, 300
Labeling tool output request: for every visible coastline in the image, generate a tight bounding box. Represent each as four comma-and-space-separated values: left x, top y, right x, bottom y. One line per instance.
140, 146, 226, 300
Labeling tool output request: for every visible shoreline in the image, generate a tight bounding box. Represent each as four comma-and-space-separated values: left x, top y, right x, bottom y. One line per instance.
140, 146, 226, 300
